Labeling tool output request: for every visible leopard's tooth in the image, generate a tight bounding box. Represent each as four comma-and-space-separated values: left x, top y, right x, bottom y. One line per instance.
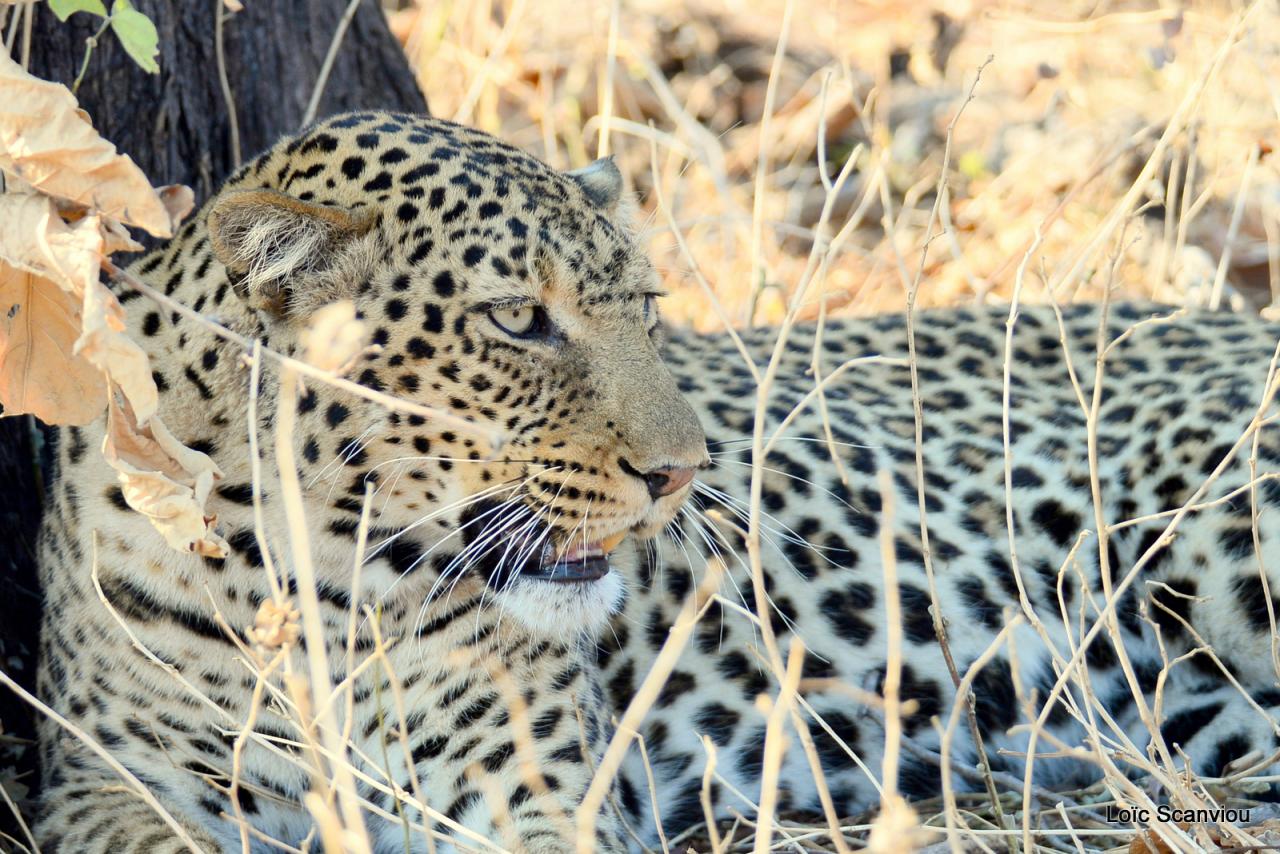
599, 531, 627, 555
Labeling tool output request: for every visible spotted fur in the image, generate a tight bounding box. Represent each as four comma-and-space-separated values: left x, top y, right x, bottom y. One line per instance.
34, 111, 1280, 852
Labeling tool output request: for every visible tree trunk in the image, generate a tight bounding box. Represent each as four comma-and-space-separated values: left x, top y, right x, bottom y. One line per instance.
30, 0, 428, 208
1, 0, 427, 835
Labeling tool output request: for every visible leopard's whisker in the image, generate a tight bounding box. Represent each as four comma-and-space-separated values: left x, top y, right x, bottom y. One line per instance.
706, 436, 879, 451
306, 423, 380, 493
414, 501, 535, 635
373, 460, 410, 522
706, 457, 862, 515
690, 481, 826, 557
490, 470, 581, 599
479, 496, 565, 629
667, 509, 732, 651
681, 498, 805, 637
371, 467, 554, 560
366, 483, 514, 583
476, 502, 548, 633
674, 501, 751, 608
691, 480, 846, 570
430, 501, 532, 595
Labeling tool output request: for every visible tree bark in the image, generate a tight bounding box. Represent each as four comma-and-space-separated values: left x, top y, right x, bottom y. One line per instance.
1, 0, 427, 835
30, 0, 428, 208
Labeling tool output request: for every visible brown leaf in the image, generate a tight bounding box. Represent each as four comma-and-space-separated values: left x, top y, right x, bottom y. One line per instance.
0, 51, 183, 237
0, 263, 106, 424
102, 394, 228, 558
1129, 829, 1175, 854
1128, 821, 1241, 854
0, 59, 220, 559
158, 184, 195, 225
77, 276, 160, 424
0, 192, 100, 294
0, 193, 159, 423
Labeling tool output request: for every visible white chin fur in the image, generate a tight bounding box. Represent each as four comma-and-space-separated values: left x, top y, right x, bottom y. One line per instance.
494, 570, 625, 638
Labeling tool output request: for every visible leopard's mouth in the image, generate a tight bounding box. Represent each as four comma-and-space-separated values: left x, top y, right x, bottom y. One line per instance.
523, 531, 628, 584
458, 498, 639, 591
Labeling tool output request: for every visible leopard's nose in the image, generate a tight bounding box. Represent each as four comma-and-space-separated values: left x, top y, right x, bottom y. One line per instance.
619, 457, 700, 500
641, 465, 695, 499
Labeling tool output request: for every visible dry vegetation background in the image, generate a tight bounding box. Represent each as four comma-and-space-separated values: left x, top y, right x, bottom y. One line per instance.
387, 0, 1280, 328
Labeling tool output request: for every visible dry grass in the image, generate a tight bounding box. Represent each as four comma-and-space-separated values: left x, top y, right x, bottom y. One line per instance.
381, 2, 1280, 851
388, 0, 1280, 329
6, 2, 1280, 853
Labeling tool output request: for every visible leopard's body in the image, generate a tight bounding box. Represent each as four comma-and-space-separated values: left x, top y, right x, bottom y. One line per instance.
32, 111, 1280, 853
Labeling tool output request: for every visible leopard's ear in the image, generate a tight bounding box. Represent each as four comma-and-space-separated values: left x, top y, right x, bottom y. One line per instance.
567, 157, 623, 211
207, 188, 377, 315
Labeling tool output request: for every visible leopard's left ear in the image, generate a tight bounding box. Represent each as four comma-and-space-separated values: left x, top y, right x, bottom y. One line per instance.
567, 157, 624, 212
207, 188, 377, 315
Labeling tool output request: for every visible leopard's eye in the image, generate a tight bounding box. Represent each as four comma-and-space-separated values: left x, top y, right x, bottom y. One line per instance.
489, 304, 540, 337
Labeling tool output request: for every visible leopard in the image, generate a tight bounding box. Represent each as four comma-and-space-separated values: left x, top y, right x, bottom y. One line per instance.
30, 108, 1280, 854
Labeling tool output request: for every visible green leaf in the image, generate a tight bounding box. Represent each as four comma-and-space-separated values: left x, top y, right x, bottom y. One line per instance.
109, 0, 160, 75
48, 0, 109, 21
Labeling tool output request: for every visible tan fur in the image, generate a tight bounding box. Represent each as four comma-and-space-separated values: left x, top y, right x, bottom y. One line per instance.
208, 189, 378, 313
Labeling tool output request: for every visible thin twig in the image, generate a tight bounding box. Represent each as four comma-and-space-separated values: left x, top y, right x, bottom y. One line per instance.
275, 366, 373, 852
745, 0, 795, 327
0, 760, 36, 854
214, 0, 242, 168
752, 640, 805, 854
577, 563, 724, 852
1208, 142, 1261, 310
303, 0, 364, 126
896, 56, 1012, 850
0, 668, 210, 853
597, 0, 620, 158
104, 259, 503, 449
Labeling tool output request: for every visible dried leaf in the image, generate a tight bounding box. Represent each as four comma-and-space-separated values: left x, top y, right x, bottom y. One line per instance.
0, 192, 100, 294
158, 184, 195, 225
0, 193, 158, 422
100, 216, 144, 255
0, 193, 111, 424
0, 51, 179, 236
0, 54, 219, 560
103, 395, 228, 558
1128, 822, 1233, 854
77, 270, 159, 424
1129, 829, 1174, 854
0, 263, 105, 424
